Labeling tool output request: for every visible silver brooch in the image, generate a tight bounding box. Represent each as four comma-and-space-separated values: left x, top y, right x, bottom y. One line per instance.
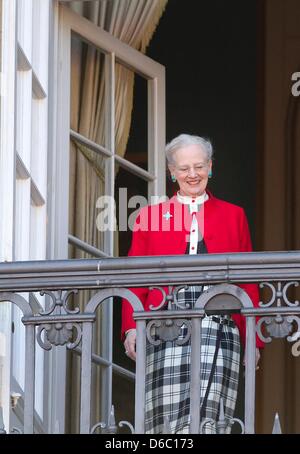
163, 211, 173, 221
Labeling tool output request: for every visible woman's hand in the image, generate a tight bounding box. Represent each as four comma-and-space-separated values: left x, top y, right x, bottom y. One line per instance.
243, 347, 261, 370
124, 329, 136, 361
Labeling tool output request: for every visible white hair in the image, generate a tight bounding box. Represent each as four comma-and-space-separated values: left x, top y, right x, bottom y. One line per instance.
165, 133, 213, 165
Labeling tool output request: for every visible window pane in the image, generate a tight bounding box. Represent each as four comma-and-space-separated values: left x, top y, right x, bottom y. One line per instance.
69, 139, 106, 257
70, 33, 109, 257
115, 62, 148, 171
115, 168, 148, 257
112, 373, 135, 434
71, 33, 107, 149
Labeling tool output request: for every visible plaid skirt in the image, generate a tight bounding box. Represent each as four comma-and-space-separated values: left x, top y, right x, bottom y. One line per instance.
145, 286, 241, 434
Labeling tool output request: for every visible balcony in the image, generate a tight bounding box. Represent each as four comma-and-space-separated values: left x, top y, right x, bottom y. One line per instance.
0, 251, 299, 434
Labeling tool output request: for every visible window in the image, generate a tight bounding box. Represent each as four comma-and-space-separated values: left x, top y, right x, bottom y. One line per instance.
57, 4, 165, 431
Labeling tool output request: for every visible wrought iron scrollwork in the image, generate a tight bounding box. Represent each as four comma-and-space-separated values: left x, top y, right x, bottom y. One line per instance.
90, 406, 134, 434
90, 421, 107, 434
146, 319, 191, 346
118, 421, 135, 434
199, 417, 215, 434
37, 322, 82, 351
257, 314, 300, 354
10, 427, 23, 434
291, 339, 300, 357
148, 285, 191, 310
39, 289, 79, 316
257, 282, 300, 354
257, 315, 292, 342
199, 398, 245, 434
227, 418, 245, 434
259, 282, 299, 308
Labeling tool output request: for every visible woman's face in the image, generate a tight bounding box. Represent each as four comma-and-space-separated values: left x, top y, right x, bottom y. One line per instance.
169, 144, 212, 198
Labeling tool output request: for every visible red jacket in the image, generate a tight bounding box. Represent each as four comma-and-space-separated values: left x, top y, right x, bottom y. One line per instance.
121, 192, 264, 348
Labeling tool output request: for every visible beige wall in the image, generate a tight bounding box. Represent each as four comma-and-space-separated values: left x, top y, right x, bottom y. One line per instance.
256, 0, 300, 434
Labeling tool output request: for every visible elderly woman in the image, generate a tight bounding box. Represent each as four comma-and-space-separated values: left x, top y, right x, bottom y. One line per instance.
122, 134, 263, 434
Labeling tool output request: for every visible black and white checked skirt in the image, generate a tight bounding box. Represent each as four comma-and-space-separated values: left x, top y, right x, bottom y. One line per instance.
145, 285, 241, 434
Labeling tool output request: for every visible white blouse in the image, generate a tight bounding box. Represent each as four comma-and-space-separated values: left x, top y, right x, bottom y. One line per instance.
176, 191, 209, 255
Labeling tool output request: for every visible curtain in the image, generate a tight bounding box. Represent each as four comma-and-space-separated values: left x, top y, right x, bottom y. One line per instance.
67, 0, 168, 433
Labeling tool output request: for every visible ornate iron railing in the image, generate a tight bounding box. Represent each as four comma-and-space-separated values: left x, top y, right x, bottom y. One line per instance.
0, 251, 299, 434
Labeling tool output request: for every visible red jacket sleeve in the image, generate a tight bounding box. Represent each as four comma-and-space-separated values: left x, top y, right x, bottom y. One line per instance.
121, 210, 150, 339
233, 209, 264, 348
